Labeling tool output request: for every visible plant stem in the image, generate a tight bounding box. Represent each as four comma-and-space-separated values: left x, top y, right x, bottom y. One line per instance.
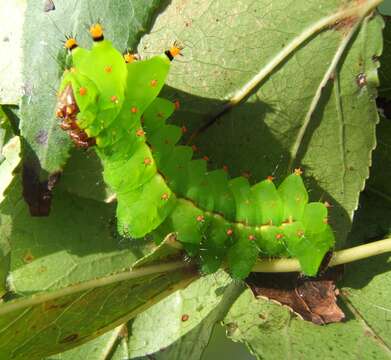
252, 238, 391, 273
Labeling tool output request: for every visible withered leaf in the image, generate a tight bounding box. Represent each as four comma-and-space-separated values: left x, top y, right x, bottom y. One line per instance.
246, 267, 345, 325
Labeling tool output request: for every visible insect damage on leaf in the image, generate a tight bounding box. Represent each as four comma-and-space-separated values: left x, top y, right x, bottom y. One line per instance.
55, 23, 335, 279
246, 268, 345, 325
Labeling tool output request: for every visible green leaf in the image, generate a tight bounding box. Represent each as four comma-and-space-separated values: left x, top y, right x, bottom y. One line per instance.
46, 326, 125, 360
141, 0, 383, 246
0, 137, 21, 203
379, 16, 391, 98
223, 288, 391, 359
56, 148, 113, 202
0, 1, 25, 105
19, 0, 167, 174
1, 176, 150, 294
0, 135, 21, 296
126, 271, 232, 358
50, 273, 243, 360
0, 262, 195, 359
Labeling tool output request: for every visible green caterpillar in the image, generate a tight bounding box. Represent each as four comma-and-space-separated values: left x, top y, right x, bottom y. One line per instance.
55, 24, 335, 279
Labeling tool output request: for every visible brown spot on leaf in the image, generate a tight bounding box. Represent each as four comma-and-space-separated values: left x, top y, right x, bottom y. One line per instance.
181, 314, 189, 321
23, 251, 34, 263
59, 333, 79, 343
246, 267, 345, 325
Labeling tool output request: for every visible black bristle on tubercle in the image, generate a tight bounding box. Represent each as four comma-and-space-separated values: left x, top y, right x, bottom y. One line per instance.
93, 35, 104, 42
165, 50, 174, 61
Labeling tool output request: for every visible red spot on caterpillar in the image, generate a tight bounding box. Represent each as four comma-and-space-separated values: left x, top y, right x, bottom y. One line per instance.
248, 234, 255, 241
174, 100, 180, 110
131, 107, 138, 113
181, 314, 189, 322
144, 157, 152, 165
203, 156, 209, 162
136, 129, 145, 137
223, 165, 229, 172
191, 144, 198, 152
150, 79, 158, 87
161, 193, 169, 200
294, 168, 303, 176
275, 233, 284, 240
104, 66, 112, 73
181, 126, 188, 133
79, 87, 87, 96
226, 228, 233, 236
267, 175, 274, 181
196, 215, 204, 222
110, 95, 118, 103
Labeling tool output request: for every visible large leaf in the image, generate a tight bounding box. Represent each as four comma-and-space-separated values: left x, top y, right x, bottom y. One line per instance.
19, 0, 167, 174
1, 176, 151, 294
46, 273, 244, 360
223, 287, 391, 359
0, 1, 25, 105
379, 16, 391, 98
0, 261, 196, 359
141, 0, 383, 246
0, 135, 21, 296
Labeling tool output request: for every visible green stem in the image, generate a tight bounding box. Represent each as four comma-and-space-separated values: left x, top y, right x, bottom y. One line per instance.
1, 238, 390, 316
252, 238, 391, 273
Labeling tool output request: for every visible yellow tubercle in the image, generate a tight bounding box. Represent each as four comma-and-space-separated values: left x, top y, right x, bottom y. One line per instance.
89, 23, 104, 39
64, 38, 77, 50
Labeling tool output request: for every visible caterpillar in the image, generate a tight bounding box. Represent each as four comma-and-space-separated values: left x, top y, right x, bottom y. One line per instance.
55, 24, 335, 279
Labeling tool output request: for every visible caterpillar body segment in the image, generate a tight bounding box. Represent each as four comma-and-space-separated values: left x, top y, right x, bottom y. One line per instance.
56, 26, 335, 279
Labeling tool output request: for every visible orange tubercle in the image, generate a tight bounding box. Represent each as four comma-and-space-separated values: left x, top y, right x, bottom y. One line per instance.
170, 46, 182, 57
124, 53, 137, 63
89, 23, 104, 40
64, 38, 77, 50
